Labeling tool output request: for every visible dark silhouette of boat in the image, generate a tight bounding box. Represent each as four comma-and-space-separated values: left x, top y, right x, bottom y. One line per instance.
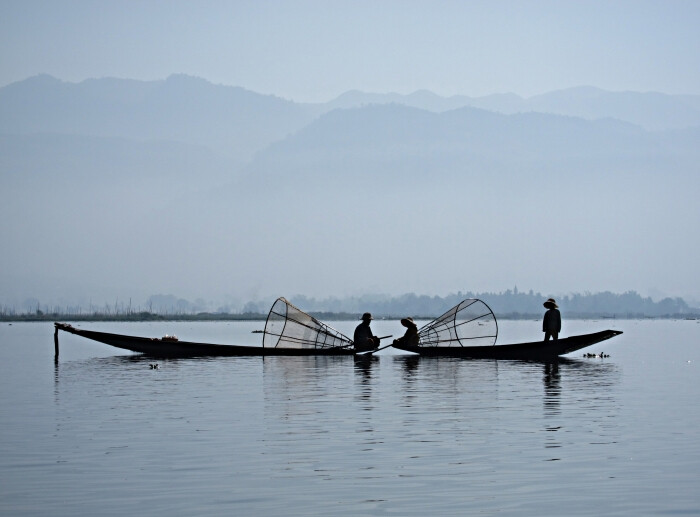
54, 321, 355, 357
391, 329, 622, 360
53, 297, 358, 357
54, 298, 622, 360
390, 298, 622, 360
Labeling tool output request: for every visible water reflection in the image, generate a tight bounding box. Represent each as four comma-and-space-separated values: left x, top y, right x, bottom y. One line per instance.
51, 354, 245, 411
55, 351, 622, 476
542, 358, 621, 460
400, 355, 420, 376
542, 362, 563, 456
353, 354, 376, 382
543, 362, 561, 416
390, 355, 619, 399
262, 355, 350, 388
384, 355, 621, 461
260, 356, 369, 480
261, 355, 353, 423
396, 356, 420, 407
353, 355, 376, 401
397, 355, 420, 384
9, 321, 697, 516
393, 355, 502, 393
553, 357, 620, 391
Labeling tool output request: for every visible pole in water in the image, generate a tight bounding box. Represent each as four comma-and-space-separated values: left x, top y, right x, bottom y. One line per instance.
54, 327, 59, 357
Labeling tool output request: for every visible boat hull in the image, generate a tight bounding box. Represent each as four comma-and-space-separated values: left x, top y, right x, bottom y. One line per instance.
391, 330, 622, 360
54, 323, 355, 357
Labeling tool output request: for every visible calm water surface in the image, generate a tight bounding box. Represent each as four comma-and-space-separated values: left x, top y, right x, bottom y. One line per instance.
1, 319, 698, 516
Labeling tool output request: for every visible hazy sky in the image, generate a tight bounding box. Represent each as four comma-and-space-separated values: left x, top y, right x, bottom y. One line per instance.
2, 0, 700, 101
2, 0, 700, 309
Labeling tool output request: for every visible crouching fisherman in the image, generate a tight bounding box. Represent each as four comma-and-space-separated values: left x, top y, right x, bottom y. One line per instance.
354, 312, 380, 352
393, 317, 419, 348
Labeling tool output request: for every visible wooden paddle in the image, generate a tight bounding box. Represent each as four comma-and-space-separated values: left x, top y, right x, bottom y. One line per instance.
339, 334, 392, 352
356, 338, 394, 356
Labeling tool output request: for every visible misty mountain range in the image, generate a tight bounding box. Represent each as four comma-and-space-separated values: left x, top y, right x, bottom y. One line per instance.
3, 74, 700, 162
1, 75, 699, 308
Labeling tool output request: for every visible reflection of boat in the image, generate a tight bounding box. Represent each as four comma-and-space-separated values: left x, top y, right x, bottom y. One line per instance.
54, 298, 357, 357
390, 299, 623, 361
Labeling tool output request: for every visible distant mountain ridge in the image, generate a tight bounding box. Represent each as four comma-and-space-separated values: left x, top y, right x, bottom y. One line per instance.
242, 102, 693, 190
326, 85, 700, 131
1, 74, 699, 307
0, 74, 322, 162
3, 75, 700, 158
2, 74, 698, 180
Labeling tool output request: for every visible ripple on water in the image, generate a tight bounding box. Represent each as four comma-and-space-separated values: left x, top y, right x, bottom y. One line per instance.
1, 320, 699, 516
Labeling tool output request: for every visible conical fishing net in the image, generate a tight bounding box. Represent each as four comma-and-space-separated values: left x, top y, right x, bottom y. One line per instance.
263, 297, 353, 349
418, 298, 498, 347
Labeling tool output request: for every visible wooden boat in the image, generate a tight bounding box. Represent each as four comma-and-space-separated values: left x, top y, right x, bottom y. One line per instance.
391, 329, 622, 360
54, 297, 623, 361
53, 298, 358, 357
389, 298, 622, 360
54, 323, 355, 357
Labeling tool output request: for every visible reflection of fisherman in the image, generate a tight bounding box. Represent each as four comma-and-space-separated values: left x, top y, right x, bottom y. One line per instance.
354, 312, 380, 352
393, 317, 419, 348
543, 298, 561, 341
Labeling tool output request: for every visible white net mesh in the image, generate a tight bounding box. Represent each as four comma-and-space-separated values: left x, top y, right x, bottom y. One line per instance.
263, 297, 353, 349
418, 299, 498, 347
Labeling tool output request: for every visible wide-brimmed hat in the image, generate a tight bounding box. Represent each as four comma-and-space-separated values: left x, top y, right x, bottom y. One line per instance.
361, 312, 373, 321
543, 298, 558, 309
400, 317, 415, 327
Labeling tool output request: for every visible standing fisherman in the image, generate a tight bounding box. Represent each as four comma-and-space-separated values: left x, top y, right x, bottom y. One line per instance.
543, 298, 562, 341
354, 312, 380, 352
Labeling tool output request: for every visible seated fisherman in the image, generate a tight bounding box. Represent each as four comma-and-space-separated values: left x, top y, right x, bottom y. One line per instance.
393, 317, 419, 348
354, 312, 380, 352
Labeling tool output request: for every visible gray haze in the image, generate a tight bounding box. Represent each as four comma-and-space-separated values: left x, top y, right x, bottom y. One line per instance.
1, 76, 699, 309
3, 1, 700, 100
1, 1, 699, 310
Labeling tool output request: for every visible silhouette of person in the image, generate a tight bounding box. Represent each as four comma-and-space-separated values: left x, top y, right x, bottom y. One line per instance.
543, 298, 561, 341
393, 317, 419, 349
354, 312, 379, 352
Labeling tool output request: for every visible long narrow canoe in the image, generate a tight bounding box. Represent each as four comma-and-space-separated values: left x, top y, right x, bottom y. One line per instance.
55, 296, 623, 360
391, 329, 623, 360
389, 298, 623, 360
54, 323, 355, 357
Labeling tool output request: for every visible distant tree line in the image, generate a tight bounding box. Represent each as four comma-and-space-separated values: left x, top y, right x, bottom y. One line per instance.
291, 288, 694, 319
0, 289, 696, 321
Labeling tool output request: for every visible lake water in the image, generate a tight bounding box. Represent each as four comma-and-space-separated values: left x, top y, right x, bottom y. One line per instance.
1, 319, 699, 516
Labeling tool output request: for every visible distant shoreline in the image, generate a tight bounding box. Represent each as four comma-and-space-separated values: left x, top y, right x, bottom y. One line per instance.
1, 312, 697, 323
